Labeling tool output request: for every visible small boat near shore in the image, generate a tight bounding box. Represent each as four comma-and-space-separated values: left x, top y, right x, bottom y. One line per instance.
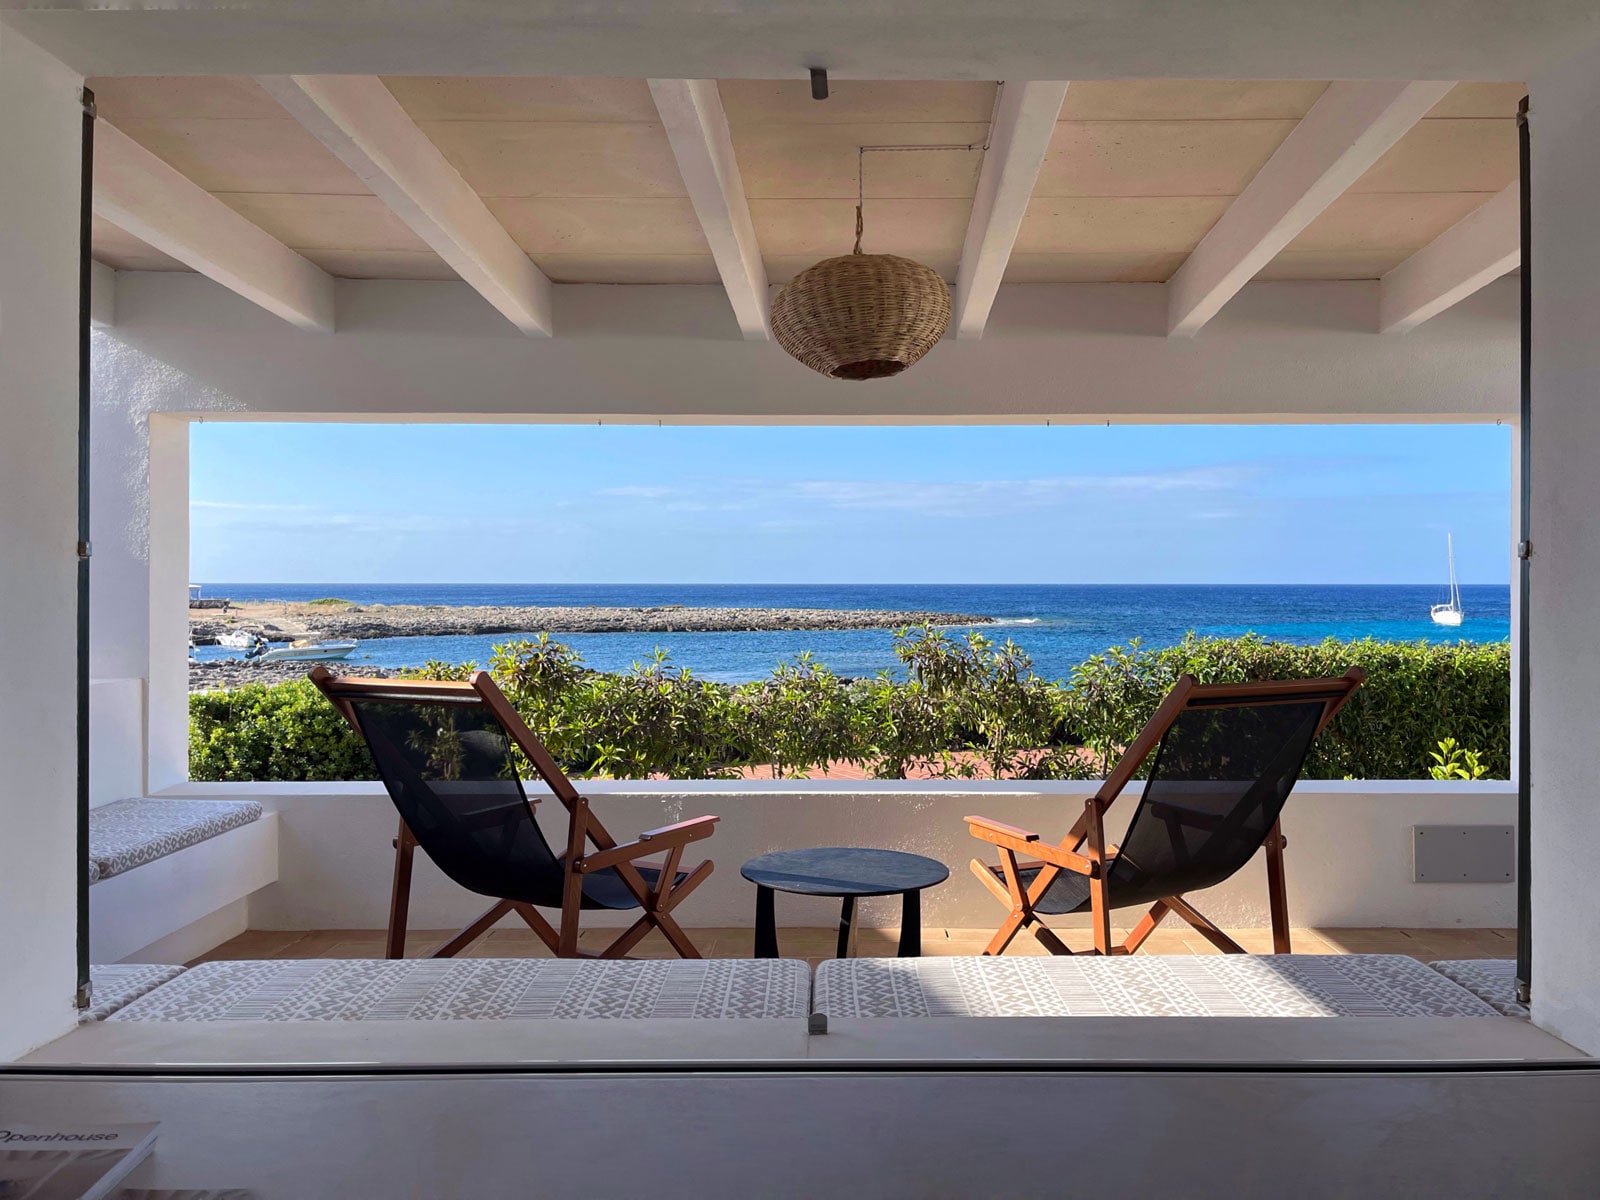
245, 635, 359, 663
216, 629, 257, 649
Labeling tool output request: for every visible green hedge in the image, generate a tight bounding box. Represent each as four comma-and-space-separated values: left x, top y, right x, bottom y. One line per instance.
189, 630, 1510, 783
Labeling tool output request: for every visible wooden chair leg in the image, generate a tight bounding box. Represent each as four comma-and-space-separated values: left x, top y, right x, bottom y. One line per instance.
984, 848, 1037, 956
509, 902, 561, 954
1264, 820, 1292, 954
1083, 798, 1113, 956
558, 798, 590, 958
651, 909, 702, 959
598, 915, 655, 959
1122, 900, 1170, 955
386, 820, 417, 960
425, 899, 513, 959
984, 907, 1029, 956
1030, 922, 1072, 956
970, 858, 1013, 906
1165, 894, 1247, 953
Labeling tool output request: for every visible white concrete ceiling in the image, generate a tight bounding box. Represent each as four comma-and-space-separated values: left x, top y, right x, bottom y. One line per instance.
89, 75, 1523, 292
9, 1, 1596, 81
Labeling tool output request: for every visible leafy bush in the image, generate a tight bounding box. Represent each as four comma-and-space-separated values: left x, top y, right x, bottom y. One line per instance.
190, 679, 373, 781
306, 597, 353, 606
189, 629, 1510, 783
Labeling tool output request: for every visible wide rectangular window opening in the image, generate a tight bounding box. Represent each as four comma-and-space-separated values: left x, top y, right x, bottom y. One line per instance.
184, 420, 1514, 789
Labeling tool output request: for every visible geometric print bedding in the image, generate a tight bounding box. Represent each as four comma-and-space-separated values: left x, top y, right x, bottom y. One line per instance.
813, 955, 1503, 1018
81, 963, 187, 1022
108, 957, 812, 1021
88, 797, 263, 882
1427, 959, 1530, 1019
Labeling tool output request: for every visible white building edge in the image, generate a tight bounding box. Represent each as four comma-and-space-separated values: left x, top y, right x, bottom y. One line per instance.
3, 1, 1600, 1191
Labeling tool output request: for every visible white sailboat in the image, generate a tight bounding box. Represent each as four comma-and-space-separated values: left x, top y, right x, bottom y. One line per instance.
1430, 533, 1464, 627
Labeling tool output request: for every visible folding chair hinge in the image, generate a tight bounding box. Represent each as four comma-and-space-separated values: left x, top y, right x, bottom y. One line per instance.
808, 1012, 828, 1035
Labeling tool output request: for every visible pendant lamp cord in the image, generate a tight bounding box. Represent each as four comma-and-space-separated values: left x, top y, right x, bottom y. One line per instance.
854, 140, 988, 256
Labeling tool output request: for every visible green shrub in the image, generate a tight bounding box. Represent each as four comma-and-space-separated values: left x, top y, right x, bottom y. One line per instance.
189, 679, 373, 781
306, 597, 353, 606
189, 630, 1510, 783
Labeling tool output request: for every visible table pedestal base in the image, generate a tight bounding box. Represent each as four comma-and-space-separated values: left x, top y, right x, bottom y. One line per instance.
752, 887, 924, 960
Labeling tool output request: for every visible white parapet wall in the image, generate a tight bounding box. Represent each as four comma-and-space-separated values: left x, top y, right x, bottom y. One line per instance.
162, 780, 1517, 935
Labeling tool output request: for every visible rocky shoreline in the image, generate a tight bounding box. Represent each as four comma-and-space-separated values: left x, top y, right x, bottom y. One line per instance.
191, 660, 399, 692
191, 601, 993, 644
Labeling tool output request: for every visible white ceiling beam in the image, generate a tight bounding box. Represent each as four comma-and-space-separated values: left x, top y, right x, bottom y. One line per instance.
954, 80, 1070, 340
1166, 80, 1455, 337
94, 122, 335, 332
258, 74, 553, 336
647, 78, 770, 340
1379, 183, 1518, 334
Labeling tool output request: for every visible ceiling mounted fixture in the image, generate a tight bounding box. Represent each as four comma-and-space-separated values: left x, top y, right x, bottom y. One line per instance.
772, 144, 975, 381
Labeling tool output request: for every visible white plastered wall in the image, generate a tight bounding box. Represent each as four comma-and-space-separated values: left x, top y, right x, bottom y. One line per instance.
1528, 38, 1600, 1055
0, 25, 83, 1059
173, 780, 1517, 934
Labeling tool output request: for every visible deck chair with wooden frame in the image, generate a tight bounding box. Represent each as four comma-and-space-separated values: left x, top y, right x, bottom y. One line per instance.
966, 670, 1364, 957
311, 666, 719, 960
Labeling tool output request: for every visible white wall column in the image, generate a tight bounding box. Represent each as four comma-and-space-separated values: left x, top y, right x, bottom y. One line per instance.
1528, 39, 1600, 1053
0, 24, 85, 1058
147, 415, 191, 793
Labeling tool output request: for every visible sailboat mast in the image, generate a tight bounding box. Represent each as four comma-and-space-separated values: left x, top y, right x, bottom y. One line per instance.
1447, 533, 1461, 610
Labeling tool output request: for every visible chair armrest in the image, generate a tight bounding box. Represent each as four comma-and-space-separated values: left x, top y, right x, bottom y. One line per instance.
966, 815, 1097, 877
964, 815, 1039, 843
638, 815, 721, 842
576, 815, 720, 873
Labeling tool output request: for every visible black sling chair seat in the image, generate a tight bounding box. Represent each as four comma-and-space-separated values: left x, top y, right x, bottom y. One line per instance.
967, 670, 1364, 957
311, 666, 719, 960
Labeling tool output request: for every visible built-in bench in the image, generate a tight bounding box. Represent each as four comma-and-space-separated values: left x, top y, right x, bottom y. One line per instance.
85, 955, 1509, 1024
88, 798, 278, 962
89, 797, 264, 881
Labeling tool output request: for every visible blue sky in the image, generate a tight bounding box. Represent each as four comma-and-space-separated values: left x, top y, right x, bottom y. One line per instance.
190, 422, 1511, 585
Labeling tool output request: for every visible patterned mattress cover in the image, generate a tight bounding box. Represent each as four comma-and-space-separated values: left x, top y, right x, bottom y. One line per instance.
89, 797, 263, 882
108, 957, 812, 1021
1427, 959, 1529, 1019
82, 963, 187, 1022
814, 954, 1503, 1018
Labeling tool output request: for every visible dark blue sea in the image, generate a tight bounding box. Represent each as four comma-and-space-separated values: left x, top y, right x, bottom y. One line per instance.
193, 584, 1510, 684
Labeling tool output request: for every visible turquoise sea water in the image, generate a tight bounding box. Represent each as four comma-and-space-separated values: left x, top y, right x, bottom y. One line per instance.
194, 583, 1510, 684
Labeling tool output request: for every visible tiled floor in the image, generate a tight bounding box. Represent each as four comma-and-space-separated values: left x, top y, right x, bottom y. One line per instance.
193, 925, 1517, 969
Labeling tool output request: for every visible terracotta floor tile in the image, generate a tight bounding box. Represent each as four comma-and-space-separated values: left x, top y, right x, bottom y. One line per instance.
576, 928, 720, 958
1402, 928, 1517, 960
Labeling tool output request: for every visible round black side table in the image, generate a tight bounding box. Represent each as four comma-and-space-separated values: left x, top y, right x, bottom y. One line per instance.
740, 846, 950, 959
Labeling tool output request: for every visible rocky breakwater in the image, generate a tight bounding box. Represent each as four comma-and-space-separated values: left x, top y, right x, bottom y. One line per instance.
190, 660, 399, 692
192, 601, 994, 643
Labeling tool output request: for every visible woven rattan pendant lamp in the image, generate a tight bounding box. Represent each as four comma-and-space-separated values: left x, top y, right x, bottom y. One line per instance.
771, 153, 952, 381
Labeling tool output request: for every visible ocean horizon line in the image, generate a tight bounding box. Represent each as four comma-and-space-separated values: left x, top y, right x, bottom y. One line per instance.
197, 580, 1512, 590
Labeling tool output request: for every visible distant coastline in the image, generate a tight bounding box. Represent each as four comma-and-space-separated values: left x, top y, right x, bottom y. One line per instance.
190, 599, 994, 645
187, 583, 1512, 691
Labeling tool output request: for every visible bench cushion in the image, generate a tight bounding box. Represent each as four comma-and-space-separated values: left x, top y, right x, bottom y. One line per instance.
82, 963, 186, 1022
89, 797, 263, 882
109, 958, 811, 1022
814, 955, 1502, 1018
1428, 959, 1529, 1019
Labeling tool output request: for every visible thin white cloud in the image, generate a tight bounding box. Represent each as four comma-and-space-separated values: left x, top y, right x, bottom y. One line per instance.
585, 465, 1254, 519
